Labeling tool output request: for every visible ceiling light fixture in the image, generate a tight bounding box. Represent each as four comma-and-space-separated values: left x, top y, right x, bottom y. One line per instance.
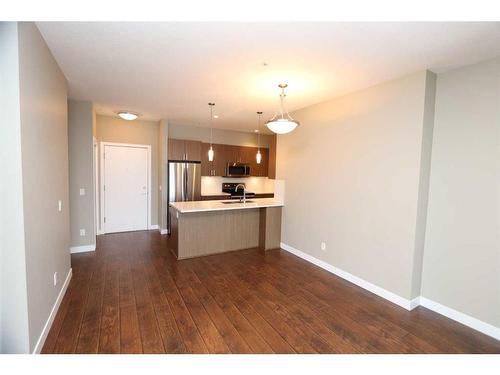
208, 103, 215, 162
117, 111, 138, 121
266, 83, 299, 134
256, 111, 263, 164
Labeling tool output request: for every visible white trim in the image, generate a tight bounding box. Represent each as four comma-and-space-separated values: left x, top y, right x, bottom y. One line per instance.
149, 224, 159, 230
280, 242, 416, 311
100, 142, 152, 234
409, 297, 421, 310
280, 242, 500, 341
159, 228, 169, 235
32, 268, 72, 354
70, 244, 96, 254
419, 297, 500, 341
93, 137, 99, 238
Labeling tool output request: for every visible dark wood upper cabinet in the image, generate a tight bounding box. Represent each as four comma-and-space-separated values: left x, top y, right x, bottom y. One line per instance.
201, 143, 228, 176
168, 138, 186, 161
180, 139, 275, 178
184, 140, 201, 161
200, 143, 212, 176
168, 139, 201, 162
212, 143, 227, 176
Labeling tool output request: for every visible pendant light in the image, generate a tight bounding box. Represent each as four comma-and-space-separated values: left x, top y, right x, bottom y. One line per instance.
266, 83, 299, 134
208, 103, 215, 162
256, 111, 263, 164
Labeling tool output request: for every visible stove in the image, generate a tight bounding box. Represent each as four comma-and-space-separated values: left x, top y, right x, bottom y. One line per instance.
221, 182, 256, 199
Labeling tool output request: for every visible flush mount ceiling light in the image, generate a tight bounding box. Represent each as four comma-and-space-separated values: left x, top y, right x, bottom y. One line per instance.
266, 83, 299, 134
208, 103, 215, 162
117, 111, 138, 121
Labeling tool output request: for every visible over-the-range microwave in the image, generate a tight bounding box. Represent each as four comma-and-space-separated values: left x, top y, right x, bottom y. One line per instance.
225, 162, 251, 177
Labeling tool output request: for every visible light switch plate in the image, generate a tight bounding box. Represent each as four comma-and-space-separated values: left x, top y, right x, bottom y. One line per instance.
80, 229, 86, 236
321, 242, 326, 251
58, 200, 62, 212
79, 188, 85, 196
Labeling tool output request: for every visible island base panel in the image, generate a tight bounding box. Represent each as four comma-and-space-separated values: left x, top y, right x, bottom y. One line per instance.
169, 206, 282, 259
259, 207, 282, 251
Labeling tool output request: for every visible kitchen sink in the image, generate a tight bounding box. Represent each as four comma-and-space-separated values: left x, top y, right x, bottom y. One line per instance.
221, 200, 255, 204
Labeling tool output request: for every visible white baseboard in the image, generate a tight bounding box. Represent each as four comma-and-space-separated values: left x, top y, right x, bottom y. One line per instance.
159, 228, 169, 235
70, 244, 96, 254
409, 297, 421, 310
280, 242, 500, 341
32, 268, 72, 354
280, 242, 416, 311
149, 224, 159, 230
419, 297, 500, 341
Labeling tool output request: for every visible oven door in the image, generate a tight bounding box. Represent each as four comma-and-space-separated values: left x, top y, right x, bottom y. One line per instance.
225, 163, 250, 177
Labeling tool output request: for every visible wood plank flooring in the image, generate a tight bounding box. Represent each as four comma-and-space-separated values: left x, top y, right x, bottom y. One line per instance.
42, 230, 500, 354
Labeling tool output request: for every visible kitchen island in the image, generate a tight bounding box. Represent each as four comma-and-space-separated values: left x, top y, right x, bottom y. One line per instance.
169, 198, 283, 259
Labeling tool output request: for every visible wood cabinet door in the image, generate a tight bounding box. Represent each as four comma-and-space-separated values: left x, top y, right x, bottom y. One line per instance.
252, 148, 268, 176
184, 140, 201, 162
240, 146, 255, 164
212, 144, 227, 176
224, 145, 239, 164
200, 143, 213, 176
168, 138, 185, 161
260, 148, 269, 177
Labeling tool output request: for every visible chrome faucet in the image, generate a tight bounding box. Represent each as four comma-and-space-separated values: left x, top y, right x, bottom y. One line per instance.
235, 184, 246, 203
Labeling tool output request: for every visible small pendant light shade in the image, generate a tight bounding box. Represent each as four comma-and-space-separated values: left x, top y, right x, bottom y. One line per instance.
208, 103, 215, 162
256, 111, 263, 164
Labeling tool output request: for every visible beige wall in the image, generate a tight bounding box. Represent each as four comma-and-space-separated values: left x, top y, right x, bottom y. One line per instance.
16, 22, 70, 353
277, 71, 433, 300
0, 22, 30, 353
421, 58, 500, 327
96, 115, 160, 226
169, 123, 272, 148
68, 100, 96, 247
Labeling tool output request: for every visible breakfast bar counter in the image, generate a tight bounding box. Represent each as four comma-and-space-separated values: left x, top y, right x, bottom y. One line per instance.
169, 199, 283, 259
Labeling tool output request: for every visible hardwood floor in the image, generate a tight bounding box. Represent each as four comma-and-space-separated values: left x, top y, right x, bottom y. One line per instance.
42, 230, 500, 354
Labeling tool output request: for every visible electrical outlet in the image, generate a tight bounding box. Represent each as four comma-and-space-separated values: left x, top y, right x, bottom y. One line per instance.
80, 229, 86, 236
53, 272, 57, 286
321, 242, 326, 251
79, 188, 85, 196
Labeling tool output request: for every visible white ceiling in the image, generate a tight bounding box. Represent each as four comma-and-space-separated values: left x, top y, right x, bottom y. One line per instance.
37, 22, 500, 132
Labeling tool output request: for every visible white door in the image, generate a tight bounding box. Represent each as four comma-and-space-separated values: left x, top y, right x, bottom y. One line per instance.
103, 144, 149, 233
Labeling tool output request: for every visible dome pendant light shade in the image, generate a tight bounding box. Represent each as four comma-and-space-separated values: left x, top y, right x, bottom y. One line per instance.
208, 103, 215, 162
266, 83, 299, 134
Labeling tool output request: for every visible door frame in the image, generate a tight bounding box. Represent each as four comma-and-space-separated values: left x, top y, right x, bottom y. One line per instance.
100, 141, 152, 234
93, 137, 101, 235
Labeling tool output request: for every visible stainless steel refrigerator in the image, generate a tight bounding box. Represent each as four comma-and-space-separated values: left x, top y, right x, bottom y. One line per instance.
168, 161, 201, 232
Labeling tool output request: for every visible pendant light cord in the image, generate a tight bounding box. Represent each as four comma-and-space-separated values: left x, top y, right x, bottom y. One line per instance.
280, 86, 286, 119
257, 112, 262, 150
209, 103, 214, 147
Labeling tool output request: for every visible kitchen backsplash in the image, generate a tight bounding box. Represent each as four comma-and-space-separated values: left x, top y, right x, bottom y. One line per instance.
201, 176, 276, 195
